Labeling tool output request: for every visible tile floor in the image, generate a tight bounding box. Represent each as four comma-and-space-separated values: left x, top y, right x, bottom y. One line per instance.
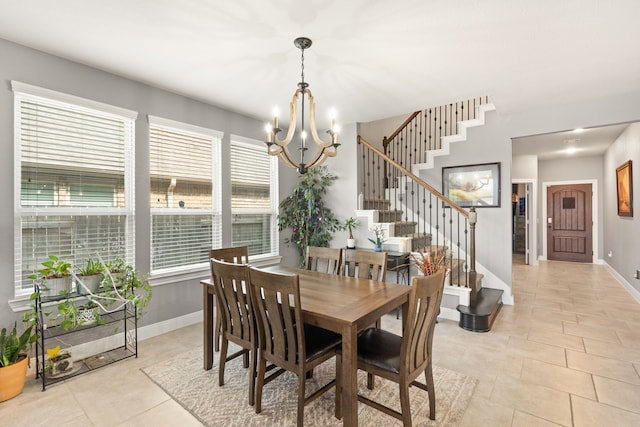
2, 259, 640, 426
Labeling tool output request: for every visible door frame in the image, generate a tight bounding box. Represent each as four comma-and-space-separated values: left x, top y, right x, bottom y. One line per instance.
512, 179, 538, 266
541, 179, 599, 263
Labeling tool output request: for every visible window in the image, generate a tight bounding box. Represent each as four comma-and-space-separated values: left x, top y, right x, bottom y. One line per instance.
230, 136, 278, 257
13, 81, 137, 298
149, 116, 222, 274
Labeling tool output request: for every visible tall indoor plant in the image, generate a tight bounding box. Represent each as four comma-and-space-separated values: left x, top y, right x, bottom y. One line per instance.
278, 166, 343, 265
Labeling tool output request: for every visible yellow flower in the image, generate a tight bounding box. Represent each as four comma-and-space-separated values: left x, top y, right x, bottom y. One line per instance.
46, 345, 61, 359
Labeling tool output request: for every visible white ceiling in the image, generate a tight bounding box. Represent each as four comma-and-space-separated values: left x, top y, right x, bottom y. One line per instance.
512, 123, 629, 160
1, 0, 639, 140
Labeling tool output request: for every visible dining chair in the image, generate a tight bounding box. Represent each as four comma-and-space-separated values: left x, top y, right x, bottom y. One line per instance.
210, 246, 249, 351
248, 266, 342, 427
305, 246, 342, 274
210, 258, 257, 406
341, 249, 387, 281
335, 268, 446, 427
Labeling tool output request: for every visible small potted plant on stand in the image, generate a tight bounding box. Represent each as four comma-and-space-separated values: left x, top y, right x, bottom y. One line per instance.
0, 322, 38, 402
44, 345, 73, 377
344, 217, 358, 249
30, 255, 72, 297
76, 257, 104, 295
368, 225, 386, 252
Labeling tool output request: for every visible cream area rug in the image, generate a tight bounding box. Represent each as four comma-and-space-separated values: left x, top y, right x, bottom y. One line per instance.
142, 345, 477, 426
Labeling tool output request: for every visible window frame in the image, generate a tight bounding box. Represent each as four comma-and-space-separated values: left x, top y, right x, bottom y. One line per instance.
12, 81, 137, 299
148, 115, 223, 278
230, 135, 279, 259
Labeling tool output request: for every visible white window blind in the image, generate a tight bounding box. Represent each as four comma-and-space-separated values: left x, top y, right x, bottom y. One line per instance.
13, 81, 136, 297
149, 116, 222, 274
230, 136, 278, 257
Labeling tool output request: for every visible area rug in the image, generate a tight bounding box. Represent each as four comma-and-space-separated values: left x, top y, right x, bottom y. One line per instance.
142, 345, 477, 426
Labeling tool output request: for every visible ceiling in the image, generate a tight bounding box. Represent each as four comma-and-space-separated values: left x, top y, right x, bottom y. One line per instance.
512, 123, 629, 160
1, 0, 639, 135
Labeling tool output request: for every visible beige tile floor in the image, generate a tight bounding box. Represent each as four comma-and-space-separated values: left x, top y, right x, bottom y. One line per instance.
2, 259, 640, 426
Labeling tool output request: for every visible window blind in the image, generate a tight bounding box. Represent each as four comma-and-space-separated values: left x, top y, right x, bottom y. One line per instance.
230, 137, 278, 257
13, 82, 136, 297
149, 116, 222, 273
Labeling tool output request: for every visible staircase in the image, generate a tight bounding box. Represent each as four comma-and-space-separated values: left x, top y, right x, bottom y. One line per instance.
357, 97, 502, 332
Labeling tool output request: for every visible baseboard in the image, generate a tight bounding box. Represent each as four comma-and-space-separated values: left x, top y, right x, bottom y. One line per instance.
603, 262, 640, 304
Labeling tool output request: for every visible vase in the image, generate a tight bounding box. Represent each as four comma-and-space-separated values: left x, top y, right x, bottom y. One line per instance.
374, 244, 382, 252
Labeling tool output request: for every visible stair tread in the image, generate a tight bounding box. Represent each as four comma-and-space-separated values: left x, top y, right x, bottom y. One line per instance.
456, 288, 503, 315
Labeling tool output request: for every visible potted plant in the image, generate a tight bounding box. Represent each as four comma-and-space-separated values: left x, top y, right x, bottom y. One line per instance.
368, 225, 386, 252
100, 259, 152, 320
278, 166, 343, 266
44, 345, 73, 376
76, 300, 102, 326
76, 257, 104, 295
344, 217, 358, 249
0, 322, 38, 402
30, 255, 72, 297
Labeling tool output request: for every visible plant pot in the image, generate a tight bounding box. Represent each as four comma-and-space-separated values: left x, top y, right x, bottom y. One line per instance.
346, 238, 356, 249
47, 354, 73, 376
42, 276, 72, 297
0, 355, 28, 402
374, 244, 382, 252
76, 307, 98, 325
76, 273, 103, 295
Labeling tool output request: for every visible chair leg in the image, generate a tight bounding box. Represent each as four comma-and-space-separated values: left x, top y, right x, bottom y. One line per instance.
399, 381, 412, 427
214, 311, 221, 352
255, 356, 266, 414
367, 373, 375, 390
218, 337, 228, 386
425, 364, 435, 420
248, 347, 256, 406
335, 353, 342, 419
297, 373, 306, 427
243, 349, 249, 368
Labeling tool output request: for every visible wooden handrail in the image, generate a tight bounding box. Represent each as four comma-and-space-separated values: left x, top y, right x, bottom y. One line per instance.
358, 135, 469, 219
382, 111, 421, 150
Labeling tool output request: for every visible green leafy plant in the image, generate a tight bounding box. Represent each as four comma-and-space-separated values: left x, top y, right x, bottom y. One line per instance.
32, 255, 71, 279
344, 217, 358, 239
79, 257, 103, 276
0, 322, 37, 368
277, 166, 343, 265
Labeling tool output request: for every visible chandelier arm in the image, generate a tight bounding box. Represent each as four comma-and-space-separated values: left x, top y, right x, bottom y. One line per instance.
274, 89, 301, 147
277, 146, 299, 169
302, 142, 338, 171
306, 88, 335, 148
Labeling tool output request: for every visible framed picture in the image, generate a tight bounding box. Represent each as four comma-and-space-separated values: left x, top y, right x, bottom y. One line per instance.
616, 160, 633, 217
442, 162, 501, 207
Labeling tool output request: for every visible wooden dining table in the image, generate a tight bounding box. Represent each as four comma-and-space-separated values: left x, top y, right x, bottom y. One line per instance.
200, 265, 411, 427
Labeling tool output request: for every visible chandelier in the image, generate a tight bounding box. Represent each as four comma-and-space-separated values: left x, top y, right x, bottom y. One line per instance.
265, 37, 339, 174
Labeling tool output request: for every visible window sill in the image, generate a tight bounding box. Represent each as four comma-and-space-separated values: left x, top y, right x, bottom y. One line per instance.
149, 254, 282, 286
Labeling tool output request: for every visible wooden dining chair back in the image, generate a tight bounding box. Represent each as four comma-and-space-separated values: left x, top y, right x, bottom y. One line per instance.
335, 268, 446, 426
341, 249, 387, 281
305, 246, 342, 274
210, 258, 257, 405
248, 266, 342, 427
209, 246, 249, 352
209, 245, 249, 264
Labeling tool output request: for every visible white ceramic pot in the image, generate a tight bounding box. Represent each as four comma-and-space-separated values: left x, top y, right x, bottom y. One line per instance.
346, 238, 356, 249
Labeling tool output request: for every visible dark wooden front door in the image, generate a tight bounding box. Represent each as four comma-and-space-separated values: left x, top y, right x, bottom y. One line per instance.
547, 184, 592, 263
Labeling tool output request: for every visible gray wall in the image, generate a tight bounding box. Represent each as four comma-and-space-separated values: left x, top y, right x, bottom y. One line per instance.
0, 38, 302, 328
604, 122, 640, 292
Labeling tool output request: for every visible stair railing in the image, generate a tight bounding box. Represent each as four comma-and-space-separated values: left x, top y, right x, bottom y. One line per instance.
358, 136, 477, 294
382, 97, 489, 173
